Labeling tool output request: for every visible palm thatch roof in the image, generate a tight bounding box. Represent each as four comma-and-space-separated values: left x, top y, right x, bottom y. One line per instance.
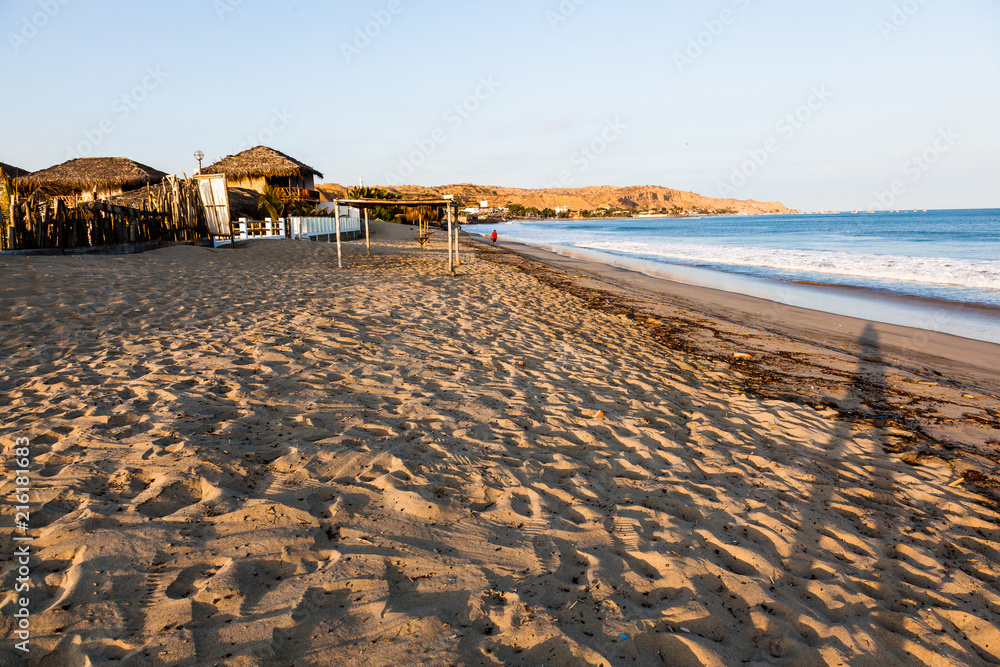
105, 186, 162, 209
14, 157, 167, 192
0, 162, 28, 179
203, 146, 323, 181
224, 187, 264, 220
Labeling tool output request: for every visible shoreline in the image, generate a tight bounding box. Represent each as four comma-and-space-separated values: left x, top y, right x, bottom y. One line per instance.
469, 232, 1000, 345
482, 234, 1000, 384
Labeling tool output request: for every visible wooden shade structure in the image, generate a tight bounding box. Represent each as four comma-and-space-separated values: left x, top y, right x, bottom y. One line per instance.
330, 197, 459, 272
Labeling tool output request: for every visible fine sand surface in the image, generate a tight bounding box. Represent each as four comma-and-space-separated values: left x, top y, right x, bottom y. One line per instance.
1, 225, 999, 666
488, 239, 1000, 479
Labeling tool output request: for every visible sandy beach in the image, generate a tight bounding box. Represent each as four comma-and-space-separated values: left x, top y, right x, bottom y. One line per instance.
2, 226, 1000, 666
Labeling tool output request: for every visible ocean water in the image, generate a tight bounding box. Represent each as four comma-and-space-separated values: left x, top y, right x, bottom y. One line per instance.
476, 209, 1000, 343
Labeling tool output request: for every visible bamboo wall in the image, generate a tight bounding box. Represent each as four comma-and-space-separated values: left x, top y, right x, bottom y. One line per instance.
1, 177, 207, 252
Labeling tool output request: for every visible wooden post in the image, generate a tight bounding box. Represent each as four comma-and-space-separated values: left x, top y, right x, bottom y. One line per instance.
36, 204, 46, 249
364, 208, 371, 256
170, 177, 180, 235
449, 204, 459, 268
447, 207, 453, 272
334, 202, 343, 269
182, 173, 193, 241
8, 195, 15, 251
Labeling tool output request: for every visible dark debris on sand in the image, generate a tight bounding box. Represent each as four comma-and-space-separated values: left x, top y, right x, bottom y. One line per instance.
473, 240, 1000, 506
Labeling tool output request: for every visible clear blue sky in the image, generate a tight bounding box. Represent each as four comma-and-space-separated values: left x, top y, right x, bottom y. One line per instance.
2, 0, 998, 211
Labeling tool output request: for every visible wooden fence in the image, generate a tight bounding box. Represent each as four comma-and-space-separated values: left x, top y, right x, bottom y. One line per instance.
2, 177, 207, 252
212, 216, 363, 247
292, 215, 362, 240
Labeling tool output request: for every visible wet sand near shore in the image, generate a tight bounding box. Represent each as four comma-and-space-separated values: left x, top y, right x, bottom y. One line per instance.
1, 227, 999, 666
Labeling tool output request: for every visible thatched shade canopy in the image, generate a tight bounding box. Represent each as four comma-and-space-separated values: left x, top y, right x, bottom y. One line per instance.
15, 157, 167, 193
203, 146, 323, 181
0, 162, 28, 179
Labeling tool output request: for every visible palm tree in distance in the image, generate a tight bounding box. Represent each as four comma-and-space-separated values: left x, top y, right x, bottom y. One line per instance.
258, 185, 285, 221
348, 186, 402, 222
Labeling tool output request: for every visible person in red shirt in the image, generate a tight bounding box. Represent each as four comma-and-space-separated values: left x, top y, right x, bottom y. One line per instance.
491, 230, 498, 246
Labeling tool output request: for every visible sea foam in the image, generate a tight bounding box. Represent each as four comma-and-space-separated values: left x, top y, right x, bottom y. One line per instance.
582, 241, 1000, 291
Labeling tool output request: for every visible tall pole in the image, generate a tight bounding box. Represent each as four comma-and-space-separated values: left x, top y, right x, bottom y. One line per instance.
334, 201, 343, 269
450, 204, 459, 267
447, 206, 453, 272
364, 208, 371, 256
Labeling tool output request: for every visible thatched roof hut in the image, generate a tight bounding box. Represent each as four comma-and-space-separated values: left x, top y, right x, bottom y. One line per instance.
203, 146, 323, 197
0, 162, 28, 179
14, 157, 167, 201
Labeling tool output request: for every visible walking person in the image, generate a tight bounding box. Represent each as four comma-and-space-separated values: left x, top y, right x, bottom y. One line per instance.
491, 230, 498, 246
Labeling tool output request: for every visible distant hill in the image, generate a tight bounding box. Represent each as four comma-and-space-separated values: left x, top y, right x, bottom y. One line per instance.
316, 182, 795, 215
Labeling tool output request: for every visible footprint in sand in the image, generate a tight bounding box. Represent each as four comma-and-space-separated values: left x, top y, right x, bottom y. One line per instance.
107, 468, 154, 500
613, 516, 643, 551
31, 495, 83, 530
509, 492, 535, 521
35, 452, 76, 478
136, 480, 203, 518
234, 559, 299, 616
35, 546, 88, 615
165, 559, 232, 600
